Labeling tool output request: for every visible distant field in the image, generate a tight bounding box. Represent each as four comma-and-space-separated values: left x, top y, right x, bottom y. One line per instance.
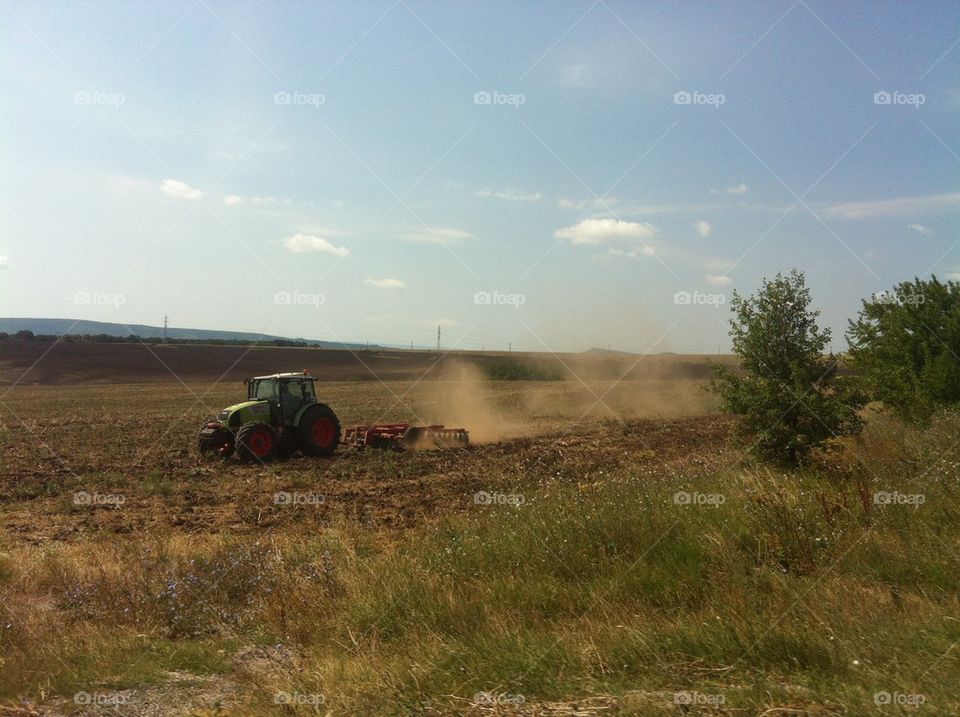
0, 337, 734, 385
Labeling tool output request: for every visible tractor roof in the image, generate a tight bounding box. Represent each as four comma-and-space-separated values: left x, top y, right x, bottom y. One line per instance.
251, 372, 316, 381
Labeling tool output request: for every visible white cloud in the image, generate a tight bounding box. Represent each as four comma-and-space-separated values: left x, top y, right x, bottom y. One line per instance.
608, 246, 657, 259
475, 187, 542, 202
160, 179, 204, 200
823, 191, 960, 220
223, 195, 243, 206
705, 274, 732, 287
709, 184, 749, 195
0, 255, 9, 268
554, 218, 658, 245
399, 227, 473, 245
282, 233, 350, 257
693, 220, 712, 237
365, 278, 406, 289
908, 223, 931, 235
557, 196, 620, 211
945, 272, 960, 282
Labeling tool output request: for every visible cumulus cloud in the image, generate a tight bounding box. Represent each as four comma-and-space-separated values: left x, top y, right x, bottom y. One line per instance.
475, 187, 542, 202
554, 218, 658, 245
399, 227, 473, 245
282, 233, 350, 257
223, 195, 243, 206
365, 278, 406, 289
823, 191, 960, 220
908, 223, 931, 235
705, 274, 732, 287
160, 179, 204, 200
693, 220, 712, 237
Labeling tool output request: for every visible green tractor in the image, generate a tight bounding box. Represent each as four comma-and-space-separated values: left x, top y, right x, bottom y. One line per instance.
198, 371, 340, 462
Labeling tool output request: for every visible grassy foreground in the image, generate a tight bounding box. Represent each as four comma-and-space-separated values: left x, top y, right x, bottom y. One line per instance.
2, 411, 959, 715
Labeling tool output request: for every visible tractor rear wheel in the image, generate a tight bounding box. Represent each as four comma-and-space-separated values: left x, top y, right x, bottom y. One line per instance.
298, 404, 341, 457
236, 422, 279, 463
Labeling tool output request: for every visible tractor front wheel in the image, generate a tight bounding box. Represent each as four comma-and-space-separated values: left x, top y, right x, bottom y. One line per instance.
298, 405, 341, 457
236, 422, 279, 463
198, 419, 235, 458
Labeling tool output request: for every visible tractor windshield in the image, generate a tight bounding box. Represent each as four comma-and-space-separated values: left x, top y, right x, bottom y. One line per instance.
252, 378, 279, 401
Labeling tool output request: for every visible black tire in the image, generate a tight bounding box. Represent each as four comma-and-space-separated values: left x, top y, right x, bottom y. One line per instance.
297, 404, 341, 457
198, 420, 235, 458
236, 422, 279, 463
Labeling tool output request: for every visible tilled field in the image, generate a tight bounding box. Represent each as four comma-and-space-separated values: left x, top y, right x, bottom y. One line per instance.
0, 380, 724, 545
0, 380, 728, 544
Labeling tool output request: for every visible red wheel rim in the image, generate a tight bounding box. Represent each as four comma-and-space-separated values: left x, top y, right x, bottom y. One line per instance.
248, 429, 273, 457
312, 418, 334, 446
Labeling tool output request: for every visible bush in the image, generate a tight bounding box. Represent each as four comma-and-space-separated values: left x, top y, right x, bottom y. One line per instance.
712, 270, 864, 465
846, 276, 960, 423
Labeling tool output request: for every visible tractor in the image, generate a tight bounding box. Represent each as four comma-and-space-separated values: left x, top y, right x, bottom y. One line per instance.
198, 371, 340, 462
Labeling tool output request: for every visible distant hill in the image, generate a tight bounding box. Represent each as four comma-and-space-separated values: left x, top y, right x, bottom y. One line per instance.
0, 318, 371, 350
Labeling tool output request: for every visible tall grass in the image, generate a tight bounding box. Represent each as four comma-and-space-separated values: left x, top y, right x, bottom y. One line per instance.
3, 411, 959, 714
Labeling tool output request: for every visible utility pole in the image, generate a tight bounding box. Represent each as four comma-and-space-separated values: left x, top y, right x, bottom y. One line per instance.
436, 325, 441, 352
163, 315, 168, 342
410, 340, 413, 350
508, 342, 512, 352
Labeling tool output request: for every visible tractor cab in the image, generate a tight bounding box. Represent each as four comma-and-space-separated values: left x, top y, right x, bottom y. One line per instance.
248, 372, 317, 424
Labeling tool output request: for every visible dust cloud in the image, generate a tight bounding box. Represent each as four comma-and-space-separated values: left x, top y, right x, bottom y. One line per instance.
429, 361, 529, 443
419, 356, 719, 444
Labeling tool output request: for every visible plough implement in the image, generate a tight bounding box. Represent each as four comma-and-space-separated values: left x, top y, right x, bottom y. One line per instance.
343, 423, 470, 451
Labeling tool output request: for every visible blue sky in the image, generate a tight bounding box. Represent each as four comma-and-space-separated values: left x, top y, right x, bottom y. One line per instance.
1, 0, 958, 353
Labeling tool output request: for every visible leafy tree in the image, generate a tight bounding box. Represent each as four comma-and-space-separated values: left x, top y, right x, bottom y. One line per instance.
712, 270, 863, 465
846, 276, 960, 423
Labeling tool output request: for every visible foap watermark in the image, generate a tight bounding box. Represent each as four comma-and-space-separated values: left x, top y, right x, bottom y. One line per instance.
473, 90, 525, 108
673, 290, 726, 308
673, 90, 725, 108
674, 490, 725, 508
273, 491, 325, 506
274, 691, 326, 706
473, 691, 525, 706
273, 91, 325, 108
73, 90, 125, 108
474, 490, 525, 507
673, 691, 725, 707
874, 491, 925, 507
872, 290, 925, 306
874, 691, 926, 706
74, 291, 126, 308
74, 491, 126, 507
274, 290, 325, 308
474, 290, 526, 308
74, 692, 129, 706
874, 91, 925, 108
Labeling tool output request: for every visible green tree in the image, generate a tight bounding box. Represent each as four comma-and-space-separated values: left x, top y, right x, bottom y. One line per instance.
846, 276, 960, 423
712, 270, 863, 465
